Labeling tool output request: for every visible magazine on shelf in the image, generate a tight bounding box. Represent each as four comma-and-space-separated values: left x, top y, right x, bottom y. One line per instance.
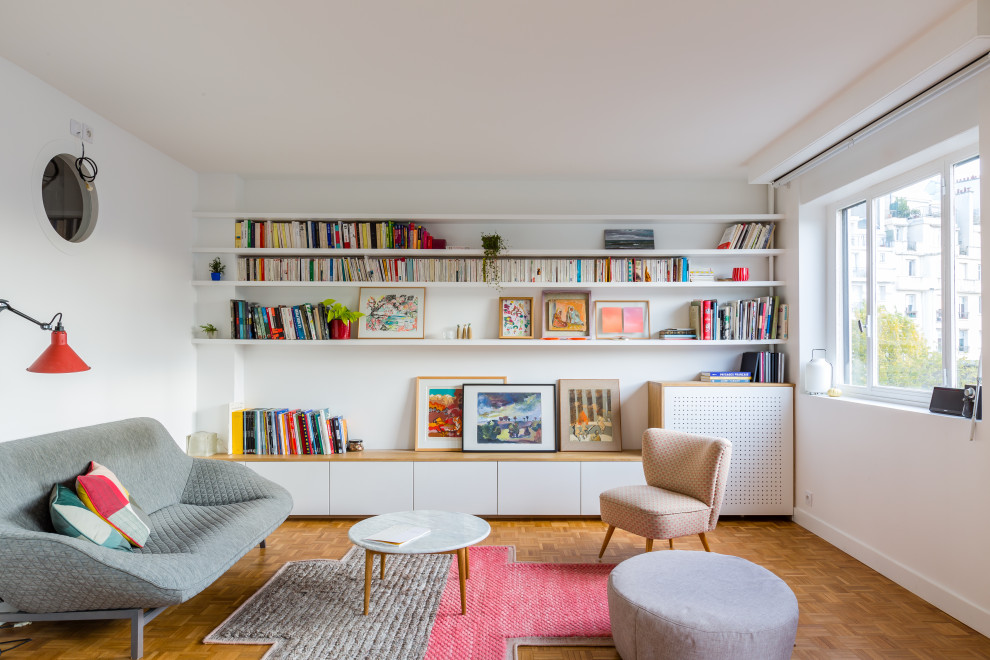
364, 524, 431, 545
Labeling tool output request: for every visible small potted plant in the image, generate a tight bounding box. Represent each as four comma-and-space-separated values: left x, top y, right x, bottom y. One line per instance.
481, 232, 506, 290
323, 299, 365, 339
199, 323, 219, 339
209, 257, 226, 281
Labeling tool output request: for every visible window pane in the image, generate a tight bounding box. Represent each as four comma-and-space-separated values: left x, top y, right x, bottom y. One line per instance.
842, 202, 868, 386
953, 156, 981, 387
875, 174, 943, 390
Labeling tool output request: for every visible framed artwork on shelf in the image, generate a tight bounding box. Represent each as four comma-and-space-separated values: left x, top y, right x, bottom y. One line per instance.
542, 290, 591, 338
414, 376, 508, 451
594, 300, 651, 339
462, 383, 557, 452
499, 297, 535, 339
604, 228, 655, 249
557, 379, 622, 452
357, 287, 426, 339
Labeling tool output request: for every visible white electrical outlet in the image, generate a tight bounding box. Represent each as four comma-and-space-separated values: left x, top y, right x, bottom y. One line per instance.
82, 124, 94, 144
804, 490, 813, 507
70, 119, 83, 139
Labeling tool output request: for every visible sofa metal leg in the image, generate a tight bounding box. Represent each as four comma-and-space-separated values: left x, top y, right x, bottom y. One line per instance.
0, 606, 167, 660
259, 538, 267, 549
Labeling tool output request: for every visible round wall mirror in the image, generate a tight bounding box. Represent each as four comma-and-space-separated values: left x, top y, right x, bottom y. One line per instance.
41, 153, 98, 242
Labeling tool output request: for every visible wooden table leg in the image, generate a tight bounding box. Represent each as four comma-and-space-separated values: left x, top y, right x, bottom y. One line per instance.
380, 553, 386, 580
457, 547, 467, 615
363, 550, 374, 615
465, 546, 470, 580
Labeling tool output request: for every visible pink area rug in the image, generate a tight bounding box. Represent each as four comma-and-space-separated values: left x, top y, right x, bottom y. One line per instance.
425, 546, 614, 660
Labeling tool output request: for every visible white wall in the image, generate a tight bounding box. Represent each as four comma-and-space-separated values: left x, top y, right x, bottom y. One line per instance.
193, 177, 774, 452
778, 68, 990, 636
0, 57, 198, 444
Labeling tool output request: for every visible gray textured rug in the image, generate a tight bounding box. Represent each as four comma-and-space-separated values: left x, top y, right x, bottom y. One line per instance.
205, 546, 452, 660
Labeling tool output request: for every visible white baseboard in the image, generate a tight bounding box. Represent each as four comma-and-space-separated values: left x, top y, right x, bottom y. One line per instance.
792, 507, 990, 638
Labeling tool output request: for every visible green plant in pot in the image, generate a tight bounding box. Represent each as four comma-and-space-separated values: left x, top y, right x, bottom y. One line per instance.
323, 299, 365, 339
481, 232, 507, 290
199, 323, 219, 339
209, 257, 226, 281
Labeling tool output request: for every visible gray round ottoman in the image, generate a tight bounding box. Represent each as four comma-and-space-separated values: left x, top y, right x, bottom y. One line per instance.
607, 551, 798, 660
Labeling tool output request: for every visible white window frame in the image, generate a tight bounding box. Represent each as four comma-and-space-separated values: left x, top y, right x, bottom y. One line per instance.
828, 146, 978, 406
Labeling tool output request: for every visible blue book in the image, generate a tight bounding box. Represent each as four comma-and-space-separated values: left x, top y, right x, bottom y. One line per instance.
701, 371, 751, 377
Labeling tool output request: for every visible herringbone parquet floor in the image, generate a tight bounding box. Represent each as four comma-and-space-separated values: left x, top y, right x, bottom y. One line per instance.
2, 517, 988, 659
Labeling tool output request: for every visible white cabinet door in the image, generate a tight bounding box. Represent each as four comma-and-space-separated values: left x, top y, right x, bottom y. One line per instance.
413, 462, 498, 515
328, 462, 414, 515
497, 462, 581, 515
580, 462, 646, 516
245, 461, 330, 515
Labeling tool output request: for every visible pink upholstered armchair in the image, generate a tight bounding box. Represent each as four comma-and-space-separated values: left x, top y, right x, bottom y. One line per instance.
599, 428, 731, 557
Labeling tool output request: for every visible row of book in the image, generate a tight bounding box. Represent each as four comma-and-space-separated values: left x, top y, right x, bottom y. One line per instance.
716, 223, 775, 250
234, 256, 694, 283
689, 297, 788, 341
230, 299, 331, 340
234, 219, 445, 250
740, 351, 787, 383
230, 406, 349, 455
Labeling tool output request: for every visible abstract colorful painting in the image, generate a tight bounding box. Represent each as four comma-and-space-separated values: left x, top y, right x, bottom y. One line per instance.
462, 384, 557, 452
415, 376, 507, 450
358, 287, 426, 338
594, 301, 650, 339
557, 379, 622, 451
499, 297, 534, 339
428, 387, 462, 437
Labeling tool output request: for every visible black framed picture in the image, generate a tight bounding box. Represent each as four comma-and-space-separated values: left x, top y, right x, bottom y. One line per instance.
461, 383, 557, 452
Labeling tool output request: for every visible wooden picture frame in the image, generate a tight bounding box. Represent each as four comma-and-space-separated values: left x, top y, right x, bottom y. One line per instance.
461, 383, 557, 452
557, 379, 622, 452
594, 300, 651, 339
541, 290, 591, 338
414, 376, 508, 450
499, 297, 534, 339
357, 287, 426, 339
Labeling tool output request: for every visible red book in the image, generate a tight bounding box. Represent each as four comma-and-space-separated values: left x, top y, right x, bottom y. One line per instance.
702, 300, 713, 340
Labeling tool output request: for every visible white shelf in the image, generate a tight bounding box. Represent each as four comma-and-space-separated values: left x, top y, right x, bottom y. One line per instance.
194, 212, 785, 224
193, 338, 787, 347
194, 247, 783, 257
193, 280, 785, 288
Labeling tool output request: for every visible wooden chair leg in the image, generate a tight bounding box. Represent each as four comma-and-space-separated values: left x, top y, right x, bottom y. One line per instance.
699, 532, 711, 552
668, 538, 674, 550
598, 524, 616, 559
646, 538, 654, 552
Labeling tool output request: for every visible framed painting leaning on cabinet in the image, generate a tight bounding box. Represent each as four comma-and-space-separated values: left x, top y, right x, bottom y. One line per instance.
557, 379, 622, 452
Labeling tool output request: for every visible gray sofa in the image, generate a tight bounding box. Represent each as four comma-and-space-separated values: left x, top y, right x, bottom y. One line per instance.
0, 417, 293, 657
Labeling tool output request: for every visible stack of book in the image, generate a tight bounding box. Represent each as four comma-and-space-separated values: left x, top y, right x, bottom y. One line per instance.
688, 268, 716, 282
699, 371, 752, 383
230, 406, 349, 455
715, 222, 775, 249
230, 300, 329, 340
740, 351, 786, 383
235, 219, 445, 250
657, 328, 697, 340
689, 297, 788, 341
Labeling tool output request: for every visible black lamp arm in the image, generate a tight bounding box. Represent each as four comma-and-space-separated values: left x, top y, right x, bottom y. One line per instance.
0, 300, 64, 331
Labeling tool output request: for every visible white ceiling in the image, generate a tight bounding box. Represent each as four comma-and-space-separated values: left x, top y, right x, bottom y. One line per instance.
0, 0, 971, 179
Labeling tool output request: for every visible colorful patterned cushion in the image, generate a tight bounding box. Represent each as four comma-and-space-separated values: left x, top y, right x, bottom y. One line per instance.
76, 461, 151, 547
49, 484, 132, 551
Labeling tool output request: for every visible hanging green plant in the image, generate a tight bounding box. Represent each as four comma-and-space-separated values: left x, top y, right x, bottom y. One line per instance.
481, 232, 507, 290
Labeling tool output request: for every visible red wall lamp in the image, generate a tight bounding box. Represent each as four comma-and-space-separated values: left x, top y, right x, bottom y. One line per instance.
0, 299, 90, 373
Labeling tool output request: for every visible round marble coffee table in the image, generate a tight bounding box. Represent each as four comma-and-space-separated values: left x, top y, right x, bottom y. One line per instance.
348, 509, 491, 615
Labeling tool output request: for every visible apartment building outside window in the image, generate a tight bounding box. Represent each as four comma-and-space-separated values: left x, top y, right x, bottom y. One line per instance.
836, 152, 980, 404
